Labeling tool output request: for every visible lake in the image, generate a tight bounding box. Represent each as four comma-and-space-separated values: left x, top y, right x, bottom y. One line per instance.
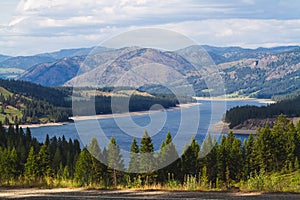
30, 99, 268, 157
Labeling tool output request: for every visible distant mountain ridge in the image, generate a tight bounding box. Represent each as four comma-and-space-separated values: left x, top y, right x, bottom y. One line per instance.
0, 55, 11, 62
11, 45, 300, 98
0, 47, 111, 79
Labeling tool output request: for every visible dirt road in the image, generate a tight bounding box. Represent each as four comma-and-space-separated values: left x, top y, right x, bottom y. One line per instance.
0, 188, 300, 200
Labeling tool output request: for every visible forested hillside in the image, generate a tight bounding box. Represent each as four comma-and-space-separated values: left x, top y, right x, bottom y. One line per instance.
1, 116, 300, 191
0, 79, 185, 125
0, 79, 71, 107
225, 95, 300, 128
0, 85, 70, 125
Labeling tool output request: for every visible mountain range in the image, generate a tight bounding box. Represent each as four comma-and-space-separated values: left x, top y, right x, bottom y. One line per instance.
1, 45, 300, 98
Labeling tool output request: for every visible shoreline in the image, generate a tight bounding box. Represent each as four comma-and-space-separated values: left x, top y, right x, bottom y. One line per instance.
209, 121, 257, 135
194, 97, 276, 104
6, 103, 200, 128
70, 102, 200, 121
5, 122, 71, 129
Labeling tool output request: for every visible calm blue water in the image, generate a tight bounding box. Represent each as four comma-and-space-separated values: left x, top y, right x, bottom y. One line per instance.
30, 100, 267, 154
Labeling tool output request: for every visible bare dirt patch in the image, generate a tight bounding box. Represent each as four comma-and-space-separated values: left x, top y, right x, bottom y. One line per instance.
1, 188, 300, 200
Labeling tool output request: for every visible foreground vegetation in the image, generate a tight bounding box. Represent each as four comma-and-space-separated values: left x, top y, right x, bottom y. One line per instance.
0, 115, 300, 192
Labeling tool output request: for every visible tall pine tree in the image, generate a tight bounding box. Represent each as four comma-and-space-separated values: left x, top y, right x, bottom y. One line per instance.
128, 138, 140, 173
24, 147, 38, 182
139, 131, 156, 185
107, 137, 124, 187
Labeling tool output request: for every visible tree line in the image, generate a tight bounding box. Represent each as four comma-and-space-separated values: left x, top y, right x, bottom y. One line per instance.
225, 95, 300, 128
0, 124, 80, 185
0, 115, 299, 189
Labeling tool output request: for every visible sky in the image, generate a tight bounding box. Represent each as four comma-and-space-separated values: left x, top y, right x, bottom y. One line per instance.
1, 0, 300, 56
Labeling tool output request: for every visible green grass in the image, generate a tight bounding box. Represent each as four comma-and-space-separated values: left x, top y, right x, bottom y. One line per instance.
1, 171, 300, 192
0, 87, 24, 124
238, 170, 300, 192
2, 106, 23, 124
0, 87, 13, 98
0, 114, 6, 123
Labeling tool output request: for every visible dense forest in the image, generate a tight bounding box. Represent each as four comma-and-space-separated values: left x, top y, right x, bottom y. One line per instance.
225, 95, 300, 128
0, 79, 71, 107
0, 79, 187, 125
0, 87, 70, 124
1, 115, 300, 191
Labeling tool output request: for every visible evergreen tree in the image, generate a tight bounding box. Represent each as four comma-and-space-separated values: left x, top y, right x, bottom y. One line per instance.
285, 122, 296, 171
254, 125, 273, 172
74, 148, 92, 186
217, 135, 228, 184
52, 147, 62, 173
0, 148, 9, 182
181, 137, 200, 178
157, 132, 179, 183
229, 137, 243, 182
88, 138, 102, 161
107, 137, 124, 187
25, 127, 33, 150
128, 138, 139, 173
9, 148, 18, 180
24, 147, 38, 182
244, 134, 257, 179
270, 115, 289, 171
202, 134, 218, 187
37, 143, 53, 178
88, 138, 106, 184
139, 131, 156, 172
139, 131, 156, 185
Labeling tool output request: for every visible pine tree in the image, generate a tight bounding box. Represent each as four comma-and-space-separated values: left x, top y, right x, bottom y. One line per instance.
181, 137, 200, 178
88, 138, 102, 161
285, 122, 296, 171
254, 125, 273, 172
202, 134, 218, 187
107, 137, 124, 187
139, 131, 156, 185
52, 147, 62, 173
0, 148, 19, 182
217, 135, 228, 183
140, 131, 156, 172
229, 137, 243, 182
88, 138, 105, 184
128, 138, 139, 173
74, 148, 93, 186
9, 148, 18, 180
25, 127, 32, 149
24, 147, 38, 182
295, 121, 300, 162
37, 143, 53, 178
0, 148, 10, 182
157, 132, 179, 183
244, 134, 257, 178
271, 115, 290, 171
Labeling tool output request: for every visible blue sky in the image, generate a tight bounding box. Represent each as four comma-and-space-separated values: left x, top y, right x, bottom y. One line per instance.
1, 0, 300, 56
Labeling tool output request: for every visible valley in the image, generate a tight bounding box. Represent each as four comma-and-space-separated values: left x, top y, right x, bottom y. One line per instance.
0, 45, 300, 194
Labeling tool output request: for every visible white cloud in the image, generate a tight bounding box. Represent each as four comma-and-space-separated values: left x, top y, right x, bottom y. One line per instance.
8, 16, 27, 27
1, 0, 300, 55
158, 19, 300, 48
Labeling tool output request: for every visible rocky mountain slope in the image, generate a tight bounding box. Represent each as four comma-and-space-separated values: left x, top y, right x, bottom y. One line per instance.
16, 45, 300, 98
